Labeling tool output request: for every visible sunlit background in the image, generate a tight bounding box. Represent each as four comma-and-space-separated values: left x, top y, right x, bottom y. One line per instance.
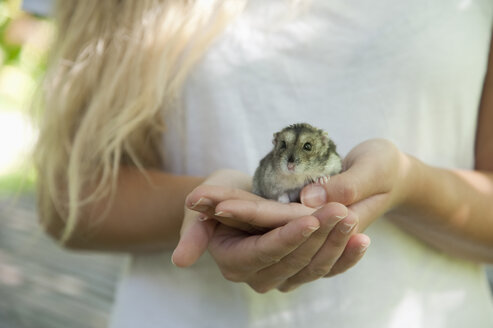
0, 1, 492, 327
0, 2, 125, 328
0, 0, 46, 193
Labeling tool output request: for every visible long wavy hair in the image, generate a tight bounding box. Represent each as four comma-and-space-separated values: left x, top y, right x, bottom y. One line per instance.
33, 0, 246, 243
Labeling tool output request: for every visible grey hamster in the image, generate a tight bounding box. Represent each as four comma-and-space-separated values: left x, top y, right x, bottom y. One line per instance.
252, 123, 342, 203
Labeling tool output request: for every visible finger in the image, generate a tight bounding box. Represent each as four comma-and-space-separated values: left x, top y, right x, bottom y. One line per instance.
277, 210, 358, 290
208, 215, 321, 281
214, 216, 269, 234
185, 186, 264, 221
300, 165, 383, 208
172, 213, 217, 268
276, 189, 383, 285
300, 142, 399, 208
214, 199, 315, 229
280, 192, 384, 285
186, 185, 263, 209
325, 233, 371, 277
348, 193, 390, 232
250, 203, 348, 292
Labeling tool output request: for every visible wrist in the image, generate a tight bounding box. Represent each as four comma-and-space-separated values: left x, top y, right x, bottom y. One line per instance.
392, 152, 427, 211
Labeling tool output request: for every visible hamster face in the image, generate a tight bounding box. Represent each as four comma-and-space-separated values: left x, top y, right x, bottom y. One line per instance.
272, 126, 332, 176
253, 123, 341, 201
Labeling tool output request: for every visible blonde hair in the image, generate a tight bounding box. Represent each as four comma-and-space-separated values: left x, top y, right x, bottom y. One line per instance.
34, 0, 245, 243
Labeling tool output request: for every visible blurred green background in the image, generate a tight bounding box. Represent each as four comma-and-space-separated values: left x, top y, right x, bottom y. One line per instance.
0, 0, 51, 195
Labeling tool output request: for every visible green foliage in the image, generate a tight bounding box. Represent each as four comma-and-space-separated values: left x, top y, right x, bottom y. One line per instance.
1, 22, 22, 65
0, 0, 51, 194
0, 1, 21, 66
0, 169, 35, 194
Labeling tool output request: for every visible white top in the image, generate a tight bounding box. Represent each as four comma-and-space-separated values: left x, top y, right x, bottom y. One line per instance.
111, 1, 493, 327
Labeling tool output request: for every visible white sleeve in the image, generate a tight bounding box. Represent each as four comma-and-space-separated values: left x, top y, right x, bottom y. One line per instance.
21, 0, 54, 17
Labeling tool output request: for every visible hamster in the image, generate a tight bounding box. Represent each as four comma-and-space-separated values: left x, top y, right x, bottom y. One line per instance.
252, 123, 342, 203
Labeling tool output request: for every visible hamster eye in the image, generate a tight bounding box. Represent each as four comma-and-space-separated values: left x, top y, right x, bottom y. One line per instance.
280, 141, 287, 150
303, 142, 312, 151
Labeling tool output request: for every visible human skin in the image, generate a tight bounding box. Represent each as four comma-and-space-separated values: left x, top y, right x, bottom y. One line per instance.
173, 169, 369, 293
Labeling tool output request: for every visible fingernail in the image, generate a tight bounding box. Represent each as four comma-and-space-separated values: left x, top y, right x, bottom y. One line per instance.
171, 253, 177, 266
198, 214, 208, 222
359, 240, 371, 253
335, 207, 349, 220
191, 197, 213, 208
301, 185, 327, 208
302, 225, 320, 237
190, 197, 214, 211
215, 211, 233, 218
339, 219, 356, 234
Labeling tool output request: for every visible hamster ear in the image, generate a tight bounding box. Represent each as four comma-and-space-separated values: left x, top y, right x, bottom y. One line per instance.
321, 132, 330, 145
272, 132, 279, 145
322, 132, 337, 150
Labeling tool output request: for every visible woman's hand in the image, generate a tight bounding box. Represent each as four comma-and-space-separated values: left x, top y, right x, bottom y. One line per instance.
172, 169, 370, 292
171, 169, 255, 266
300, 139, 417, 232
207, 202, 369, 292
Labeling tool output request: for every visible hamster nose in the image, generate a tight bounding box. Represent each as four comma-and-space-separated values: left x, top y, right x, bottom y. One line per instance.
288, 155, 295, 163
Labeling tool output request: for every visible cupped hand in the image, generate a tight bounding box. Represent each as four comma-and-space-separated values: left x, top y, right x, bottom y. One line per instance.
171, 169, 254, 266
172, 169, 370, 292
300, 138, 416, 231
207, 202, 370, 292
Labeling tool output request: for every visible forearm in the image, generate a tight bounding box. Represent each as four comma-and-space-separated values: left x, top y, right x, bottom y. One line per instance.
45, 167, 204, 253
392, 157, 493, 262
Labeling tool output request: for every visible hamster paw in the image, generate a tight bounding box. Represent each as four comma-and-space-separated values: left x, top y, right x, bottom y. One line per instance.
316, 176, 330, 185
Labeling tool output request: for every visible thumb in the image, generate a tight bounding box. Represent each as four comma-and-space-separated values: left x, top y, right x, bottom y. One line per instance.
301, 139, 402, 208
301, 162, 386, 208
171, 214, 217, 267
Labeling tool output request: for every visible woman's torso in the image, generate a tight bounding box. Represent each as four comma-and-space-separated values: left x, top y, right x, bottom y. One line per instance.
111, 1, 493, 327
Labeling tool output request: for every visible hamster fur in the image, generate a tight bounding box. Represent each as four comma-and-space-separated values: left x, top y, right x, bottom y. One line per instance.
252, 123, 342, 203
